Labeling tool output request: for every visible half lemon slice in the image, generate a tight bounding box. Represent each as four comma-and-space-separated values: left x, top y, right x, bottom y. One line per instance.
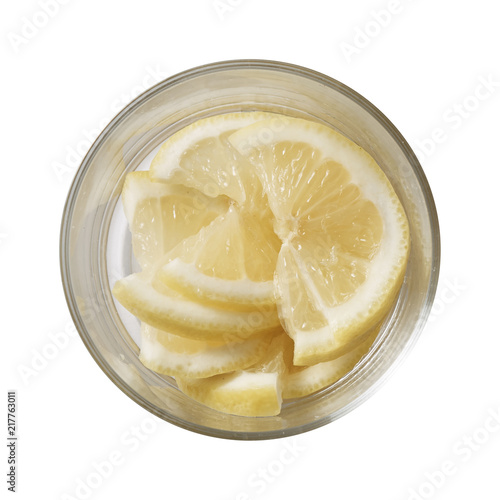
230, 117, 409, 365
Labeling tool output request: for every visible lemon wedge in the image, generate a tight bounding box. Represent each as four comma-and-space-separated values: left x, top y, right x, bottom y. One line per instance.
230, 117, 409, 365
121, 171, 227, 269
113, 273, 281, 342
283, 329, 379, 399
176, 335, 286, 417
139, 323, 272, 379
150, 112, 276, 204
155, 204, 281, 311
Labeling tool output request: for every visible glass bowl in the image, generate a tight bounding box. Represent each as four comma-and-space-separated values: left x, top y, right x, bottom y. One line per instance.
60, 60, 440, 440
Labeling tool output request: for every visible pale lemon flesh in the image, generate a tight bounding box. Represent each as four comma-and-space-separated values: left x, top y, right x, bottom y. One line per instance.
112, 112, 410, 417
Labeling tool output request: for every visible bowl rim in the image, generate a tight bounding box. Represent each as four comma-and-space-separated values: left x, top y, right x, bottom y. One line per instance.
60, 59, 440, 440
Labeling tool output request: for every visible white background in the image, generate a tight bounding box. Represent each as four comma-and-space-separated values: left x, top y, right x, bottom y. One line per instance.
2, 1, 500, 499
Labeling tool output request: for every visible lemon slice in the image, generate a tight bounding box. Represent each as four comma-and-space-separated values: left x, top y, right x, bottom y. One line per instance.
283, 329, 379, 399
150, 112, 276, 204
121, 171, 227, 269
230, 117, 410, 365
176, 335, 286, 417
139, 323, 272, 378
113, 273, 281, 342
155, 203, 281, 311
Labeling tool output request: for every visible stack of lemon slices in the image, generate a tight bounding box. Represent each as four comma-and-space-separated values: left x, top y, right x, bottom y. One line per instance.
113, 112, 410, 417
